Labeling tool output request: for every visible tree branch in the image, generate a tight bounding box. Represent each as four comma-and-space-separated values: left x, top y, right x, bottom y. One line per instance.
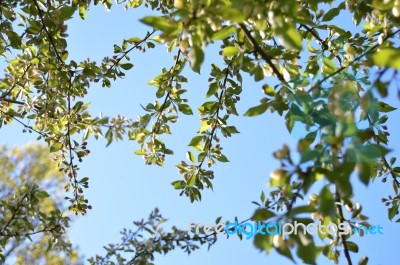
196, 65, 230, 170
102, 29, 157, 79
152, 48, 183, 134
0, 192, 29, 236
335, 188, 353, 265
0, 98, 26, 105
65, 75, 79, 199
1, 228, 54, 238
239, 23, 288, 86
0, 109, 47, 137
366, 115, 400, 187
33, 0, 64, 64
0, 64, 32, 100
299, 24, 342, 65
314, 29, 400, 88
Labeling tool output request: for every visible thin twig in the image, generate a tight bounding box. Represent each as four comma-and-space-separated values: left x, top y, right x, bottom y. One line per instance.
313, 29, 400, 89
0, 98, 26, 105
0, 192, 29, 236
102, 29, 157, 79
287, 182, 304, 211
196, 66, 230, 169
335, 188, 353, 265
66, 75, 79, 199
33, 0, 64, 63
366, 115, 400, 187
152, 48, 182, 134
1, 228, 54, 238
239, 23, 287, 85
299, 24, 342, 65
331, 131, 352, 265
0, 109, 47, 137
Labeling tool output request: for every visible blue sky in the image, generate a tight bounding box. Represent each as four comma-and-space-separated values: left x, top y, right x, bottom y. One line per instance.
1, 3, 400, 264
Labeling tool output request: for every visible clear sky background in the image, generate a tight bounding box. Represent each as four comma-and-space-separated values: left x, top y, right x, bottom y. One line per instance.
1, 3, 399, 265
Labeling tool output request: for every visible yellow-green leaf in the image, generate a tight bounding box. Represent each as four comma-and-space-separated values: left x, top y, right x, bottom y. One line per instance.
50, 142, 63, 153
277, 26, 302, 51
189, 45, 204, 73
212, 26, 236, 41
373, 48, 400, 69
134, 149, 147, 155
243, 103, 268, 117
222, 46, 239, 57
140, 16, 179, 35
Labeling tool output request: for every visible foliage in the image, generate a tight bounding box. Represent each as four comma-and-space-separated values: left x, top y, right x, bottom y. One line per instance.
0, 144, 82, 264
88, 208, 217, 265
1, 0, 400, 264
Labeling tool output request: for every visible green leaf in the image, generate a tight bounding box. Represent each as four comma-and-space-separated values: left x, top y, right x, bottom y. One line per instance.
254, 233, 272, 252
127, 37, 142, 44
372, 0, 393, 10
262, 85, 275, 96
319, 185, 335, 217
260, 191, 265, 202
347, 144, 384, 163
351, 202, 363, 219
35, 190, 50, 198
134, 149, 147, 155
199, 120, 211, 133
322, 57, 337, 70
346, 241, 359, 253
206, 82, 219, 98
224, 126, 240, 134
178, 104, 193, 115
376, 101, 397, 112
189, 45, 204, 73
80, 177, 89, 183
289, 205, 315, 215
243, 103, 268, 117
214, 153, 229, 162
388, 205, 398, 220
30, 58, 40, 65
300, 150, 320, 163
322, 8, 340, 22
140, 16, 179, 35
358, 256, 369, 265
222, 46, 239, 57
357, 163, 371, 186
296, 234, 316, 264
220, 6, 245, 22
7, 31, 21, 49
187, 174, 196, 187
79, 5, 86, 19
59, 6, 75, 19
120, 63, 134, 70
186, 151, 195, 163
373, 48, 400, 69
171, 180, 186, 189
212, 26, 236, 41
251, 208, 275, 221
277, 25, 302, 51
285, 113, 295, 133
188, 136, 203, 147
50, 142, 63, 153
275, 244, 295, 263
61, 51, 69, 61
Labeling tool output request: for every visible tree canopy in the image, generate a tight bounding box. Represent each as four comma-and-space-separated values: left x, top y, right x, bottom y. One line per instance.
1, 0, 400, 264
0, 144, 82, 264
